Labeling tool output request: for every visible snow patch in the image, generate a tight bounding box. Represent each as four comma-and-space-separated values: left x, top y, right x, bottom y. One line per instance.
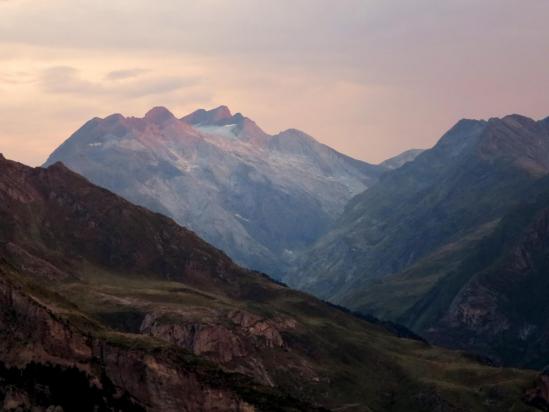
235, 213, 250, 222
195, 124, 238, 139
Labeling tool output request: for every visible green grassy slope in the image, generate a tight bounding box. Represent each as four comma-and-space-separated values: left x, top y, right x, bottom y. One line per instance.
9, 262, 539, 412
398, 181, 549, 368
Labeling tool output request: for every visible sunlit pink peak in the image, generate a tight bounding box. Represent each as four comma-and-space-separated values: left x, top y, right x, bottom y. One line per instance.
144, 106, 177, 125
103, 113, 125, 124
181, 105, 234, 125
211, 105, 232, 120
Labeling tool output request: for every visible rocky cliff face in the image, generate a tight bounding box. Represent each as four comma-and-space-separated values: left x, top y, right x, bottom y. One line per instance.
139, 309, 300, 386
0, 271, 261, 412
44, 106, 383, 277
525, 369, 549, 411
400, 183, 549, 369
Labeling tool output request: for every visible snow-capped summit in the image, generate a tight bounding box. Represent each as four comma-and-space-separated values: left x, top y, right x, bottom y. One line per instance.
45, 105, 384, 276
182, 106, 269, 143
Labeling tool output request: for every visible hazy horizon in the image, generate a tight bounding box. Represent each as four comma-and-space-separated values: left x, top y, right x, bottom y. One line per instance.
1, 0, 549, 166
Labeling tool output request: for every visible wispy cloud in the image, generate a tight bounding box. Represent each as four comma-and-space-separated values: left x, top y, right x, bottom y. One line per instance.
39, 66, 200, 98
1, 0, 549, 167
105, 68, 149, 81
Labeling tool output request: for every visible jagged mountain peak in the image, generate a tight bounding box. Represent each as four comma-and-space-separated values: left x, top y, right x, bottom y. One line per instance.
494, 113, 536, 124
482, 114, 544, 138
182, 105, 234, 126
45, 105, 383, 276
181, 105, 270, 143
144, 106, 177, 124
102, 113, 125, 124
431, 114, 549, 161
211, 104, 232, 118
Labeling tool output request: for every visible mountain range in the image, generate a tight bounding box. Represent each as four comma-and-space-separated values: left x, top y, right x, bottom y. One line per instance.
285, 114, 549, 368
45, 106, 384, 277
1, 154, 544, 411
36, 104, 549, 402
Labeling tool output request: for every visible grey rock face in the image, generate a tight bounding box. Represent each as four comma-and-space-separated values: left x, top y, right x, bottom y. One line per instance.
380, 148, 424, 170
45, 106, 383, 277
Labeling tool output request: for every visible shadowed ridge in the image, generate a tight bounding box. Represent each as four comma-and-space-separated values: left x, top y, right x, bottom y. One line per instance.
498, 113, 537, 124
45, 160, 71, 172
287, 113, 549, 316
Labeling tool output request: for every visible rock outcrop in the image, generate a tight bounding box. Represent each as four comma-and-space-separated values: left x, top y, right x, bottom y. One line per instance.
0, 273, 260, 412
400, 186, 549, 368
525, 369, 549, 411
140, 309, 299, 386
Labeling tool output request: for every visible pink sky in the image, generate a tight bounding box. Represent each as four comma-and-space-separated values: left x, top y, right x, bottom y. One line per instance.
1, 0, 548, 165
